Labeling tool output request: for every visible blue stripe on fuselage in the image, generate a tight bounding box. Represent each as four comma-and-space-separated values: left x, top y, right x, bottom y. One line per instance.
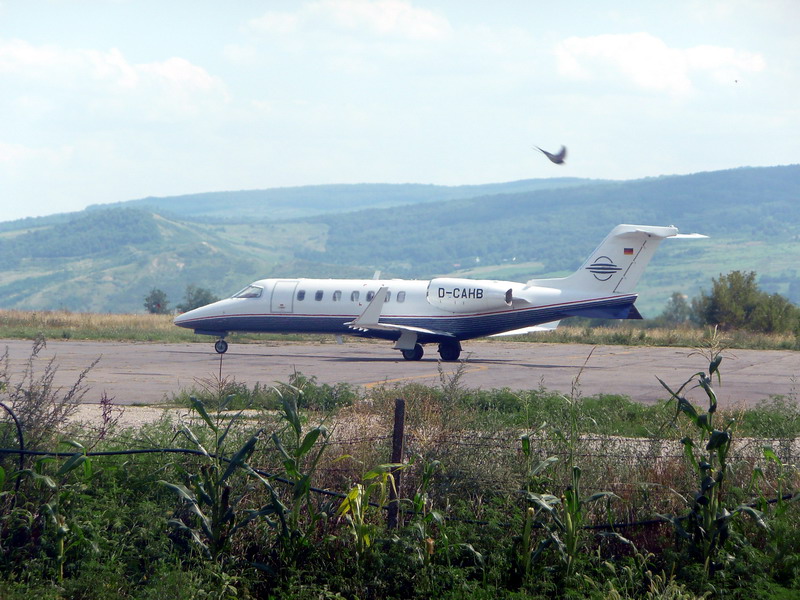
177, 295, 637, 343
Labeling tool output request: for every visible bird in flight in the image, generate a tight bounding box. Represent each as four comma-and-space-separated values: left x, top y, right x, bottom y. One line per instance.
534, 145, 567, 164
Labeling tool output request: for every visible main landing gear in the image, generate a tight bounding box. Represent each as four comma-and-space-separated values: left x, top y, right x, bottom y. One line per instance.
438, 341, 462, 362
401, 344, 424, 361
400, 341, 462, 362
214, 339, 229, 354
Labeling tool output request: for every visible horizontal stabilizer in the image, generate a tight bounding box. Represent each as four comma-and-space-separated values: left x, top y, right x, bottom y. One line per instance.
490, 321, 560, 337
626, 305, 643, 320
562, 300, 640, 320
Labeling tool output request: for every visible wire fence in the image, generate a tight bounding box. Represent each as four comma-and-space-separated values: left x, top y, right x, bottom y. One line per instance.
1, 398, 798, 532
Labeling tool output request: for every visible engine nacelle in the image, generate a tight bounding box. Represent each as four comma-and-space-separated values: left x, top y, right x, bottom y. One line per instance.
426, 278, 513, 313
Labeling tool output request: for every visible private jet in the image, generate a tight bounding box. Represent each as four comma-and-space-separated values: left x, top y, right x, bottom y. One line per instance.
174, 224, 704, 361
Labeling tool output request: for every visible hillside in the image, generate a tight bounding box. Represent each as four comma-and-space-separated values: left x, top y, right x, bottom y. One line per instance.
0, 165, 798, 316
95, 178, 600, 221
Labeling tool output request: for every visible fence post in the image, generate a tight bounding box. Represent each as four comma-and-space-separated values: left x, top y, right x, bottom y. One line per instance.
387, 397, 406, 530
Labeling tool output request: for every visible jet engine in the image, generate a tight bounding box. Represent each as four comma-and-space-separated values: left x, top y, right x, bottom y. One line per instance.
426, 278, 513, 313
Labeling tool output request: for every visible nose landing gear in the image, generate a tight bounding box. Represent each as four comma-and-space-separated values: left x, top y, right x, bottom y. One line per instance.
214, 339, 228, 354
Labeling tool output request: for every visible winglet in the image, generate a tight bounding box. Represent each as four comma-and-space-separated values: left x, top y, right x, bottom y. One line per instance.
345, 286, 388, 329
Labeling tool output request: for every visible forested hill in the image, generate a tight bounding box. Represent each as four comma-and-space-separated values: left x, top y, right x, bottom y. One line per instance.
297, 165, 800, 277
94, 178, 602, 222
0, 165, 798, 314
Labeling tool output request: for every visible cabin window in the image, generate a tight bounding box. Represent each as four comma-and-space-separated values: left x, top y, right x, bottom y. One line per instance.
385, 291, 391, 302
315, 290, 324, 301
297, 290, 306, 301
351, 291, 359, 302
397, 291, 406, 303
366, 291, 375, 302
333, 290, 342, 301
232, 284, 262, 299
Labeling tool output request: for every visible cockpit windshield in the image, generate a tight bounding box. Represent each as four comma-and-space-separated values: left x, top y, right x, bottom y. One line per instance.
232, 284, 263, 299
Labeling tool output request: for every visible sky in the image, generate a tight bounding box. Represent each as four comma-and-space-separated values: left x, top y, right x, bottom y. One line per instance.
1, 0, 798, 222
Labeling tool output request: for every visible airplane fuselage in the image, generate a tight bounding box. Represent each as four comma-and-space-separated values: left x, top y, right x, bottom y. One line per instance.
174, 224, 702, 361
175, 277, 636, 343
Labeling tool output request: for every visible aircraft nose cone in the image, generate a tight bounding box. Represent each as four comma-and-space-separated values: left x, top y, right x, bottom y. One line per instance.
173, 299, 233, 329
173, 310, 193, 328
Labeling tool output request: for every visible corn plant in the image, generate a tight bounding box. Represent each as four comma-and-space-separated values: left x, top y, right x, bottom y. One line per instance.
406, 458, 445, 560
269, 385, 333, 549
337, 463, 403, 560
159, 396, 275, 561
518, 350, 617, 579
402, 456, 483, 590
749, 446, 799, 518
524, 464, 617, 578
657, 352, 767, 578
597, 534, 657, 599
15, 440, 95, 581
520, 428, 557, 494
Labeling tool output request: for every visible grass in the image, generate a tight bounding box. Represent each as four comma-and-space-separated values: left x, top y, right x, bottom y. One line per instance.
2, 309, 799, 351
512, 323, 800, 351
0, 310, 328, 345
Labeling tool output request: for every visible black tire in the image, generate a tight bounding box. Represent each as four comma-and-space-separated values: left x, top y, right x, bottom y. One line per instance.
401, 344, 424, 361
438, 341, 461, 361
214, 339, 229, 354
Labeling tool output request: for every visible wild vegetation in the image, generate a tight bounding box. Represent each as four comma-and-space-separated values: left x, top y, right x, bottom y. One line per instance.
1, 306, 799, 352
0, 334, 798, 598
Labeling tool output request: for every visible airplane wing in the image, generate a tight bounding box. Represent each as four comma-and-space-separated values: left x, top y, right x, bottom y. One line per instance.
344, 286, 457, 339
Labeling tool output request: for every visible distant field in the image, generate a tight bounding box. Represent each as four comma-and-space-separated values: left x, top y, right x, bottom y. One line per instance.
1, 309, 797, 351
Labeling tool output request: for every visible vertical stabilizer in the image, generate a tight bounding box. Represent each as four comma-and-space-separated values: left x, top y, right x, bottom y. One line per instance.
527, 224, 680, 295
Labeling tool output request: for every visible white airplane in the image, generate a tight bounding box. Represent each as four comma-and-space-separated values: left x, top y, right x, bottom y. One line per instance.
174, 224, 704, 361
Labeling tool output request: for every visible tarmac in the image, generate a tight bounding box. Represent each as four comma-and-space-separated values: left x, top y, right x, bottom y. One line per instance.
1, 337, 797, 409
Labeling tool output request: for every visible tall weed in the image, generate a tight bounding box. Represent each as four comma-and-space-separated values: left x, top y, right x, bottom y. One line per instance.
0, 336, 98, 453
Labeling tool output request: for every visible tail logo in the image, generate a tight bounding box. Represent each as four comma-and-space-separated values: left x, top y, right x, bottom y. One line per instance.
587, 256, 622, 281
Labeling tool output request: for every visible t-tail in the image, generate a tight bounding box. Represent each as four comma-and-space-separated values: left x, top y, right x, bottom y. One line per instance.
524, 224, 701, 299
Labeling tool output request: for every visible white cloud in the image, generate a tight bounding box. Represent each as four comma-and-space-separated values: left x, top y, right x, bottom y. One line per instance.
0, 39, 229, 120
0, 139, 72, 166
685, 45, 765, 84
249, 0, 452, 41
222, 43, 258, 65
0, 38, 52, 69
555, 32, 764, 96
249, 11, 300, 35
0, 140, 36, 162
315, 0, 451, 40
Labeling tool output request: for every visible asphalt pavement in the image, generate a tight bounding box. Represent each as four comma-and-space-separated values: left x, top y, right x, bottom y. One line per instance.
1, 338, 797, 408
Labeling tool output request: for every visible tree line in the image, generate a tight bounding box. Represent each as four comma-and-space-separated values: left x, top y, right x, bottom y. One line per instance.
655, 270, 800, 334
144, 285, 219, 314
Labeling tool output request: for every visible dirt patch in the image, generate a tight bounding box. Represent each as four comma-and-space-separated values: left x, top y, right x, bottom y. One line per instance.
71, 404, 182, 429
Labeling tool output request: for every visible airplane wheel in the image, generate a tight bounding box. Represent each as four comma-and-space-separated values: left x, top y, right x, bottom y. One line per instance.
401, 344, 424, 361
214, 339, 229, 354
438, 341, 461, 362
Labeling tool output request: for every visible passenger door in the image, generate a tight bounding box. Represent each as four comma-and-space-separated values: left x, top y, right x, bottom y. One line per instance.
271, 280, 298, 313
